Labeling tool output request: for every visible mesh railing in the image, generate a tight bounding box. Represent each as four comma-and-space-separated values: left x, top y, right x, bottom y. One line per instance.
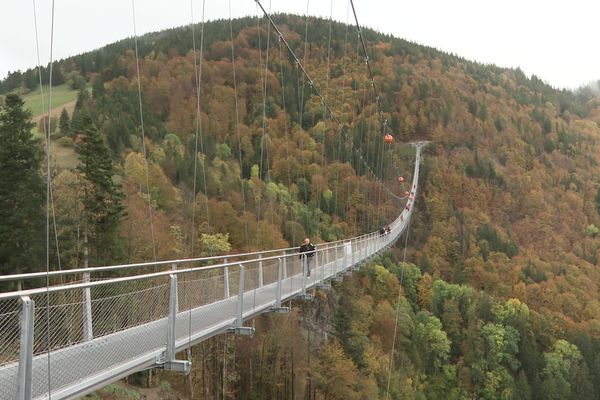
0, 233, 404, 399
0, 298, 21, 366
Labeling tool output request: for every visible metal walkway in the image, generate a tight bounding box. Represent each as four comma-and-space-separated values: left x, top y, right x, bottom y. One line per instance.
0, 145, 424, 400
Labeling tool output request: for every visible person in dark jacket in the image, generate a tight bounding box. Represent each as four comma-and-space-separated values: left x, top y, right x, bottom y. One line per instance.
299, 238, 316, 277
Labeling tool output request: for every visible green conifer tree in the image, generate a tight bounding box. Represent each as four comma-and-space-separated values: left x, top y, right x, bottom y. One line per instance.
0, 94, 44, 281
75, 113, 124, 265
58, 108, 70, 136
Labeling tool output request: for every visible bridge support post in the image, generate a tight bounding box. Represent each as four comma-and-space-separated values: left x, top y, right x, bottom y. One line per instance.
331, 245, 341, 283
370, 235, 374, 257
223, 258, 230, 299
317, 247, 331, 290
271, 258, 289, 313
349, 240, 354, 269
299, 256, 314, 300
360, 237, 364, 265
333, 246, 337, 273
352, 241, 360, 270
335, 246, 339, 273
319, 249, 324, 282
343, 243, 351, 276
258, 254, 264, 288
83, 272, 93, 341
160, 274, 191, 374
301, 258, 306, 296
282, 257, 287, 279
228, 264, 255, 335
16, 296, 34, 400
171, 263, 178, 312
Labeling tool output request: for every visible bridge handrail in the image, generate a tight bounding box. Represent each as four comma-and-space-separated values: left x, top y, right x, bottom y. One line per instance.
0, 226, 378, 284
0, 143, 425, 297
0, 142, 427, 286
0, 233, 382, 301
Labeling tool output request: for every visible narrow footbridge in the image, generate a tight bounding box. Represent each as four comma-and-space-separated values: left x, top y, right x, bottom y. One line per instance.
0, 145, 424, 400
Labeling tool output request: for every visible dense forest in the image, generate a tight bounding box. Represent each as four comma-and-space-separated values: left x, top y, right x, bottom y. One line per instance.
2, 12, 600, 399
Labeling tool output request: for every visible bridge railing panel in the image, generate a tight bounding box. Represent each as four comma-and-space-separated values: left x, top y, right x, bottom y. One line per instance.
244, 261, 260, 292
30, 290, 84, 357
0, 298, 20, 367
93, 277, 170, 338
262, 257, 279, 287
178, 269, 224, 312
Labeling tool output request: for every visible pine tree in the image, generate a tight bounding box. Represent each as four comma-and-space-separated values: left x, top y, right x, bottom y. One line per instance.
0, 94, 44, 280
75, 113, 124, 265
58, 108, 70, 136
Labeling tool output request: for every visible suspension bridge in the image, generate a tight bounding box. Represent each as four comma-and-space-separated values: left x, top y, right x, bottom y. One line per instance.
0, 0, 431, 398
0, 142, 424, 400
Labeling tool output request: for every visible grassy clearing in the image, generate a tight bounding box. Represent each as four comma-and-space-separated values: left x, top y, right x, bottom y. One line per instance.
22, 84, 82, 170
22, 84, 79, 117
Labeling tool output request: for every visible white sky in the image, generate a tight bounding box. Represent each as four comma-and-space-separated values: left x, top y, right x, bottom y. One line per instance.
0, 0, 598, 90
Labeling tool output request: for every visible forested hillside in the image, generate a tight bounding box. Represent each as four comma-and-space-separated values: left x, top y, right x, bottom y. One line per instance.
2, 12, 600, 399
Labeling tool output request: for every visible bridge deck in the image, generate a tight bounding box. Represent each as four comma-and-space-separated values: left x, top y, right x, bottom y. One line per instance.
1, 243, 385, 399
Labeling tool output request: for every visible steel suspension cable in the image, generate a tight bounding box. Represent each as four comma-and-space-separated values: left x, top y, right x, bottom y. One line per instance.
354, 37, 369, 232
255, 0, 272, 249
189, 0, 210, 256
278, 39, 296, 244
32, 0, 62, 279
297, 0, 311, 237
349, 0, 388, 137
385, 169, 415, 399
385, 215, 412, 398
315, 0, 334, 236
365, 103, 377, 230
376, 128, 386, 225
346, 18, 363, 227
187, 0, 214, 387
131, 0, 157, 262
255, 0, 396, 226
333, 0, 352, 222
229, 0, 250, 249
40, 0, 56, 395
350, 0, 406, 224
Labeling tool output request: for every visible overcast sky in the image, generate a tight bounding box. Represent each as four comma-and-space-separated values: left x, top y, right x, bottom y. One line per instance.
1, 0, 598, 90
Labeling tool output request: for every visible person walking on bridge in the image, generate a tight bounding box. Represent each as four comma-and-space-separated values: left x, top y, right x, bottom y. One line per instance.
299, 238, 316, 278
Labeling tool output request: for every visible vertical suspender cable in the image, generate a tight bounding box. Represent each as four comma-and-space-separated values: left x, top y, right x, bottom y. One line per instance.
349, 0, 402, 229
349, 0, 387, 138
32, 0, 62, 279
189, 0, 210, 255
315, 0, 334, 237
385, 158, 416, 398
297, 0, 311, 237
255, 0, 395, 237
334, 0, 352, 223
229, 0, 249, 249
278, 40, 295, 245
187, 0, 208, 379
255, 0, 272, 249
43, 1, 56, 395
131, 0, 157, 262
347, 18, 362, 227
366, 102, 376, 230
